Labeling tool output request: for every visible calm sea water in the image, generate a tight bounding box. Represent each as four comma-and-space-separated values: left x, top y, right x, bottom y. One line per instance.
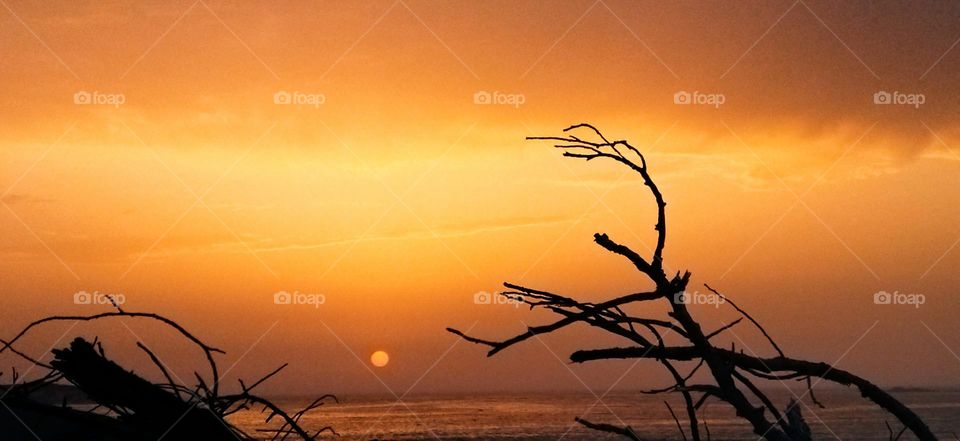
230, 389, 960, 440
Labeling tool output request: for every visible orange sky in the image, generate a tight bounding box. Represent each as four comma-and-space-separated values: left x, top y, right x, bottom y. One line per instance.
1, 0, 959, 395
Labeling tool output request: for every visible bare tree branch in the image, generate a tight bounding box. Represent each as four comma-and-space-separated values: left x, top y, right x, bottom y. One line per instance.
450, 124, 937, 441
575, 417, 643, 441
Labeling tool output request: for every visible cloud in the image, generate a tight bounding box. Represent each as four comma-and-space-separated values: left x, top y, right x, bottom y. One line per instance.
1, 193, 55, 206
125, 215, 580, 257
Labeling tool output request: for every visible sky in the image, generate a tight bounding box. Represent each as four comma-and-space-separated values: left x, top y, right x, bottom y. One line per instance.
1, 0, 960, 397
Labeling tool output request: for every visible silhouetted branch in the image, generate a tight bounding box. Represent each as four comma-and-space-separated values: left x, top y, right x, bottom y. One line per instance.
136, 341, 184, 401
886, 420, 908, 441
450, 124, 937, 441
594, 233, 656, 277
1, 311, 223, 399
804, 376, 825, 409
2, 309, 337, 440
528, 123, 667, 272
664, 401, 688, 441
574, 417, 643, 440
704, 284, 784, 357
570, 345, 935, 440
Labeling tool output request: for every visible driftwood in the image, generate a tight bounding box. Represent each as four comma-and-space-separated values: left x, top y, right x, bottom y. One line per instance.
0, 306, 337, 440
49, 337, 236, 439
448, 124, 938, 441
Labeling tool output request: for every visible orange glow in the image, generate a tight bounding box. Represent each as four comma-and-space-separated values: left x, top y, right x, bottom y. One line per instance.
0, 1, 958, 396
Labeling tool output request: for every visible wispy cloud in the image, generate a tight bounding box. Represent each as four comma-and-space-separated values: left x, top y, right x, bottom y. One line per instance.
132, 215, 581, 259
1, 193, 55, 206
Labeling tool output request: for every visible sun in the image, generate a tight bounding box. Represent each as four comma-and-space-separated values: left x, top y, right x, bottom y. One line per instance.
370, 350, 389, 368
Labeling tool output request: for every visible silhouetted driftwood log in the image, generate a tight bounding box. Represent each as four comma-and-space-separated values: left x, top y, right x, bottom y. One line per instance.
448, 124, 937, 441
1, 306, 337, 440
50, 337, 236, 439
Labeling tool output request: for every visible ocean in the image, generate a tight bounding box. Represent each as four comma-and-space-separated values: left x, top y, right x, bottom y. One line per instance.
230, 389, 960, 440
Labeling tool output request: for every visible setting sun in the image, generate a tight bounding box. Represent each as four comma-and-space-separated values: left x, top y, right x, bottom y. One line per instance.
370, 350, 389, 368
